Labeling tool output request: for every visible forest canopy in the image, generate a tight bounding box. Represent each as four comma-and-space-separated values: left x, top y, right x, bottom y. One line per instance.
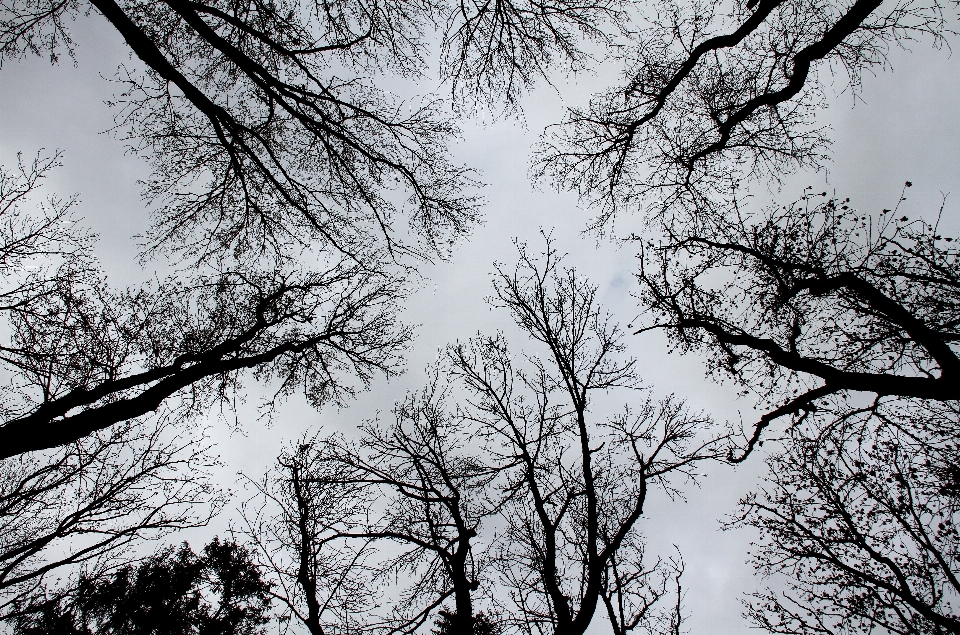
0, 0, 958, 632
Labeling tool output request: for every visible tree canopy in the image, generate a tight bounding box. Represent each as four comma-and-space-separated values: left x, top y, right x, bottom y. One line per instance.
1, 0, 958, 631
13, 538, 272, 635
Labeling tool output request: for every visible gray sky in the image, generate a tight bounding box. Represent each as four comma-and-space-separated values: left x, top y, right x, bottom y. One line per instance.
2, 9, 960, 633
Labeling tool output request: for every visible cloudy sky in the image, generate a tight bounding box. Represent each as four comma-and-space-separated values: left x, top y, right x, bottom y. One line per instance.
2, 9, 960, 633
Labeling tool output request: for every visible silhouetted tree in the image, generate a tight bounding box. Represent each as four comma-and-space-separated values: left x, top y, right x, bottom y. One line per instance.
0, 153, 412, 458
0, 261, 411, 459
244, 379, 497, 635
538, 0, 957, 220
200, 538, 274, 635
601, 543, 684, 635
532, 5, 960, 626
0, 0, 634, 268
440, 0, 626, 111
2, 0, 481, 265
634, 187, 958, 459
448, 238, 718, 635
313, 377, 499, 635
728, 399, 960, 635
0, 418, 220, 620
433, 609, 499, 635
0, 1, 638, 477
245, 237, 713, 635
13, 537, 272, 635
242, 439, 377, 635
632, 188, 960, 633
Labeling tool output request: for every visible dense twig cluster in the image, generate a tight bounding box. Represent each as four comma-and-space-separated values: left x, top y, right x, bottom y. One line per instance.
536, 0, 957, 224
730, 399, 960, 634
634, 187, 959, 459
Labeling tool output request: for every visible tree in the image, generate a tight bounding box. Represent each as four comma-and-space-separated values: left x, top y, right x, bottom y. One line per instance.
0, 0, 635, 455
242, 438, 379, 635
244, 378, 497, 635
448, 341, 704, 633
13, 537, 272, 635
629, 187, 960, 633
537, 0, 957, 221
728, 399, 960, 635
0, 0, 632, 267
528, 0, 960, 622
448, 239, 719, 635
0, 418, 221, 621
439, 0, 626, 111
433, 609, 499, 635
0, 260, 412, 459
0, 0, 638, 460
245, 238, 717, 635
0, 152, 412, 459
633, 188, 958, 460
3, 0, 479, 265
313, 377, 499, 635
601, 542, 684, 635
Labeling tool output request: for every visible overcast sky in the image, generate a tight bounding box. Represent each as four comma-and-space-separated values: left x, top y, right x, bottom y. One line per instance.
2, 10, 960, 633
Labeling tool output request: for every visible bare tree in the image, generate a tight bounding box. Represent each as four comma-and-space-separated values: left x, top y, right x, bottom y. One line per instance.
244, 238, 713, 635
245, 373, 499, 635
728, 398, 960, 635
536, 0, 958, 221
629, 186, 960, 633
440, 0, 627, 112
0, 151, 94, 282
633, 187, 959, 460
2, 0, 483, 265
242, 439, 380, 635
0, 151, 98, 360
314, 376, 500, 635
0, 0, 636, 268
601, 539, 684, 635
0, 417, 222, 620
0, 152, 412, 458
447, 237, 720, 635
0, 262, 412, 459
